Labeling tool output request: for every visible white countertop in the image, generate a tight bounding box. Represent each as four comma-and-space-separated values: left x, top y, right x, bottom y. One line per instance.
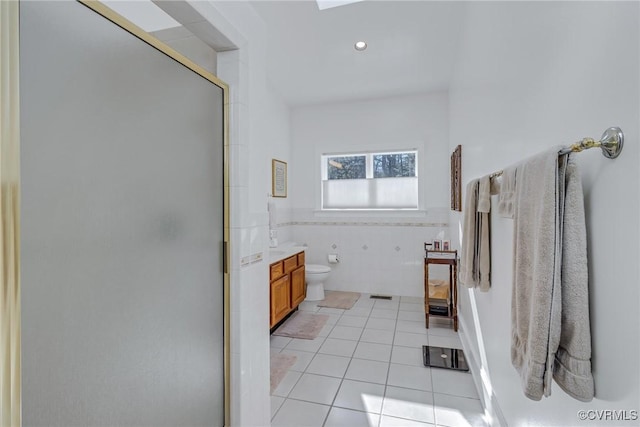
268, 242, 306, 264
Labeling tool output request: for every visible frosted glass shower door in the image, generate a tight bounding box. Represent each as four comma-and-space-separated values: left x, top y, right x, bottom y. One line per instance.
20, 2, 226, 426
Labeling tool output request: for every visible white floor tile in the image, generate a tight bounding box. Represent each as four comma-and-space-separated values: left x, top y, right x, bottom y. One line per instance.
272, 370, 302, 397
338, 315, 368, 328
366, 317, 397, 331
396, 320, 429, 335
317, 322, 336, 337
394, 331, 429, 349
379, 415, 435, 426
354, 342, 392, 362
391, 345, 425, 367
387, 364, 432, 392
333, 379, 385, 414
278, 349, 316, 372
271, 335, 293, 349
374, 299, 400, 310
325, 313, 342, 325
271, 395, 285, 420
398, 311, 425, 322
430, 369, 478, 399
353, 299, 375, 309
427, 317, 454, 328
426, 324, 458, 338
324, 407, 380, 427
382, 386, 435, 424
329, 325, 364, 341
400, 296, 423, 304
433, 393, 486, 427
273, 288, 482, 427
285, 336, 326, 353
360, 328, 395, 345
288, 373, 342, 405
427, 335, 462, 350
270, 398, 330, 427
345, 358, 389, 385
370, 308, 398, 319
306, 353, 351, 378
344, 307, 373, 317
399, 302, 424, 312
319, 338, 358, 357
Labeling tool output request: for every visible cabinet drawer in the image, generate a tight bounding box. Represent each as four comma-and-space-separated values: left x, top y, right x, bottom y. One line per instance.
297, 251, 305, 266
283, 255, 298, 274
270, 261, 284, 280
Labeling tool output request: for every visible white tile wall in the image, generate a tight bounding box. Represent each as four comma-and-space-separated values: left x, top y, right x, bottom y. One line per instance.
292, 222, 450, 297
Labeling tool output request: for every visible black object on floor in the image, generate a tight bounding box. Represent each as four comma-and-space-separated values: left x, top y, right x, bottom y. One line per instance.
369, 295, 393, 300
423, 345, 469, 372
428, 305, 449, 316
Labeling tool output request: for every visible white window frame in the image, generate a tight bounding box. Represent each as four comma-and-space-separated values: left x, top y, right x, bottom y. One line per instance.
321, 149, 419, 211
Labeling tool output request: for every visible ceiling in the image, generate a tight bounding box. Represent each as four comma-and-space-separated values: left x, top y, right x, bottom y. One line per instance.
250, 0, 466, 106
102, 0, 466, 107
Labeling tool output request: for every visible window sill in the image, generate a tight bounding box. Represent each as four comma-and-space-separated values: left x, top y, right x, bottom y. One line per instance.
313, 209, 429, 218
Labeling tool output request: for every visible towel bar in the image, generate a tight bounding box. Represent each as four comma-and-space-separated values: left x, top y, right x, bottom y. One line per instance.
490, 127, 624, 179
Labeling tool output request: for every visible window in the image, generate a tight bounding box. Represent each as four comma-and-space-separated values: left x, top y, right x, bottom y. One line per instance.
321, 150, 418, 210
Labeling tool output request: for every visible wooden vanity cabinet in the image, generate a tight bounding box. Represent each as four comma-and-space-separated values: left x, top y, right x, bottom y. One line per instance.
270, 250, 306, 328
270, 275, 290, 326
290, 267, 305, 308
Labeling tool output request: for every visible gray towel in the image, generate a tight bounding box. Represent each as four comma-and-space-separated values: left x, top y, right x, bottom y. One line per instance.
553, 158, 594, 401
478, 175, 491, 213
461, 177, 492, 291
477, 176, 491, 291
460, 179, 480, 287
511, 149, 593, 401
511, 148, 560, 401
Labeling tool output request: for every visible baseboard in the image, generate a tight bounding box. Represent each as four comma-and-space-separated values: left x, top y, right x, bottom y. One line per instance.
458, 313, 508, 427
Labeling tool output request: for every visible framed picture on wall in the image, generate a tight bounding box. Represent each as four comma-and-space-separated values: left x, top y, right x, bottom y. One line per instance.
451, 145, 462, 211
272, 159, 287, 198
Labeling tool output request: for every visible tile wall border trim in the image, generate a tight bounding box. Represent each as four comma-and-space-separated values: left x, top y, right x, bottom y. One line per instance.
276, 221, 448, 228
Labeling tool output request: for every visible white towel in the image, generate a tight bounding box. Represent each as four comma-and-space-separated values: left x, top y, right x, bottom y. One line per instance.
510, 149, 593, 401
497, 165, 517, 218
460, 179, 480, 287
268, 201, 277, 229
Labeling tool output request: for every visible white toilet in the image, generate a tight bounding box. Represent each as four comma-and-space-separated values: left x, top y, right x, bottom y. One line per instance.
305, 264, 331, 301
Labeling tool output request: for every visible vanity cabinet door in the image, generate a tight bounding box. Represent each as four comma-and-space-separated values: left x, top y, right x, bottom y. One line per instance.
290, 266, 306, 308
271, 275, 291, 327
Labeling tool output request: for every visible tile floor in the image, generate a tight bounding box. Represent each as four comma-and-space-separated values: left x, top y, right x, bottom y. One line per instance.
270, 294, 487, 427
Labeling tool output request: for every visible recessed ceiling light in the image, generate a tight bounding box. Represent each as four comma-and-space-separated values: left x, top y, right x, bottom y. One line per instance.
354, 41, 367, 51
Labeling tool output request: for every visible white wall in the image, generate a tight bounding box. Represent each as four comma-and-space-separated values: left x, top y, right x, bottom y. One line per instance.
256, 82, 293, 244
290, 92, 450, 297
449, 2, 639, 426
151, 26, 218, 75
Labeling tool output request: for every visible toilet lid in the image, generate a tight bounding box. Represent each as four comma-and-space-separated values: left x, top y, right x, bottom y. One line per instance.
306, 264, 331, 274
